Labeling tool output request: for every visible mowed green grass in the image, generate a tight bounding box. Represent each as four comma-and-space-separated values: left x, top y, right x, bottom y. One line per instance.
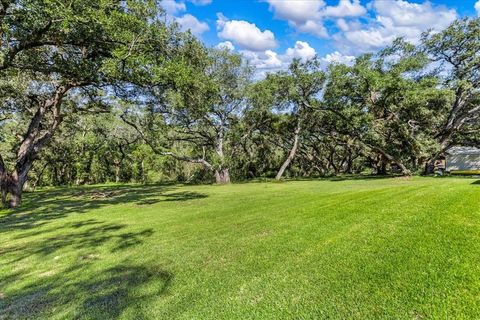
1, 177, 480, 319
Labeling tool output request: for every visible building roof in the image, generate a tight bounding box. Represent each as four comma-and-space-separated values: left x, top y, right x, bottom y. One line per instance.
446, 146, 480, 155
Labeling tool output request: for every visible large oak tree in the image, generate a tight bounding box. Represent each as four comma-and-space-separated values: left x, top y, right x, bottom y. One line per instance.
0, 0, 198, 207
422, 18, 480, 172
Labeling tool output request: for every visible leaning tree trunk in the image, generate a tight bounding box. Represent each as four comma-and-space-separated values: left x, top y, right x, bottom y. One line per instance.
276, 121, 301, 180
214, 133, 231, 184
0, 155, 6, 207
0, 84, 72, 208
367, 145, 410, 176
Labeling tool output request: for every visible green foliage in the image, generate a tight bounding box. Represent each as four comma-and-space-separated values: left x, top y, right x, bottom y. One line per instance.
2, 11, 480, 189
322, 41, 452, 174
421, 18, 480, 155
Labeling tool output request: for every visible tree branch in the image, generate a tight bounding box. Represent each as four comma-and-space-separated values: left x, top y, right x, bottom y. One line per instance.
121, 111, 214, 170
160, 152, 213, 169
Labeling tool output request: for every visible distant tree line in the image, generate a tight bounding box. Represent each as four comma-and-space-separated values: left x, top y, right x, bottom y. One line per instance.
0, 0, 479, 207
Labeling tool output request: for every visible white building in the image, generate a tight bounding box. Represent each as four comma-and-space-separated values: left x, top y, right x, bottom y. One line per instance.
446, 146, 480, 172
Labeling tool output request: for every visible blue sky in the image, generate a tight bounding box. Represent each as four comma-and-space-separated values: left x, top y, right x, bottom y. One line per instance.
164, 0, 480, 74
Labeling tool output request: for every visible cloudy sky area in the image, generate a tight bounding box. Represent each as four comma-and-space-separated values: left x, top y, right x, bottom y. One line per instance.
163, 0, 480, 75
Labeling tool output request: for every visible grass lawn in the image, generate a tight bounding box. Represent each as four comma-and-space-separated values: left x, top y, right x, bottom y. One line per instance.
1, 177, 479, 319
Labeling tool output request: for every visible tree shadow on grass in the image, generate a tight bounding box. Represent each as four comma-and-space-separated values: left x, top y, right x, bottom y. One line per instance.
0, 261, 172, 319
1, 220, 154, 262
0, 216, 156, 272
0, 183, 208, 318
136, 191, 208, 206
471, 180, 480, 185
0, 184, 207, 234
0, 217, 168, 319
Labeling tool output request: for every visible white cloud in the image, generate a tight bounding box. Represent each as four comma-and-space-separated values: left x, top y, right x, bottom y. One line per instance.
161, 0, 186, 15
475, 1, 480, 16
242, 50, 283, 70
266, 0, 328, 38
285, 41, 317, 60
335, 28, 394, 52
189, 0, 212, 5
334, 0, 457, 53
176, 14, 209, 35
266, 0, 325, 23
160, 1, 209, 37
236, 40, 358, 79
295, 20, 329, 38
162, 0, 212, 12
372, 0, 456, 29
216, 13, 277, 51
321, 51, 355, 65
322, 0, 366, 18
240, 41, 317, 78
216, 41, 235, 51
265, 0, 367, 38
336, 18, 350, 32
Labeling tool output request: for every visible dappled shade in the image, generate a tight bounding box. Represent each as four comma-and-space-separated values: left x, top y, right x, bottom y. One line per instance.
0, 183, 209, 318
1, 178, 480, 318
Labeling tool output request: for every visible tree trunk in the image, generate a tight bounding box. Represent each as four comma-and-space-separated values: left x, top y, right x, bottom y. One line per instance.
9, 182, 22, 208
0, 169, 28, 208
424, 160, 435, 175
0, 155, 6, 207
377, 157, 387, 175
370, 146, 410, 176
115, 164, 121, 183
214, 169, 230, 184
0, 84, 72, 207
276, 121, 301, 180
1, 188, 6, 207
393, 160, 410, 176
424, 139, 451, 175
32, 162, 49, 190
377, 163, 387, 175
381, 150, 406, 176
345, 152, 354, 174
141, 159, 146, 183
214, 132, 231, 184
11, 163, 30, 207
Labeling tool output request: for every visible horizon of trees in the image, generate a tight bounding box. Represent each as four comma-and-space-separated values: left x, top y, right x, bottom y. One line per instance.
0, 0, 479, 208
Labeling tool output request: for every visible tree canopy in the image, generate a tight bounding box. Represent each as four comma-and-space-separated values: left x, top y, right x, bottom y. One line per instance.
1, 3, 479, 208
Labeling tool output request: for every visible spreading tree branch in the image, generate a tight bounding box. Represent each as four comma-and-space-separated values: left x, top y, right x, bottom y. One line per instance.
121, 111, 213, 170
